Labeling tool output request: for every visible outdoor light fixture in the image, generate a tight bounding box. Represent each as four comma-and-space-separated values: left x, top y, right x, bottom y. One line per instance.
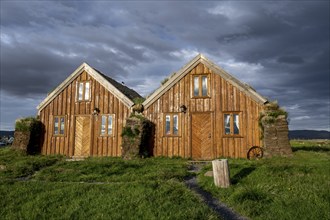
93, 107, 100, 116
180, 105, 187, 113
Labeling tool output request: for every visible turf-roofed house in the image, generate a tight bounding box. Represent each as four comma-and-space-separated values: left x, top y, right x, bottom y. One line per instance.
37, 63, 142, 158
37, 54, 270, 159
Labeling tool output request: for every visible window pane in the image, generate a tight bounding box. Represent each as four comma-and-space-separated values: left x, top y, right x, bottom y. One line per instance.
54, 117, 59, 135
85, 82, 90, 100
234, 114, 239, 134
78, 82, 84, 100
165, 115, 171, 135
194, 76, 199, 96
60, 117, 65, 135
202, 76, 208, 96
173, 115, 178, 135
224, 114, 231, 135
108, 116, 113, 135
101, 116, 106, 135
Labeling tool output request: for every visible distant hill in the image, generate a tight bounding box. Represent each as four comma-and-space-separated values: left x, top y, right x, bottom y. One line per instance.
0, 130, 14, 137
289, 130, 330, 140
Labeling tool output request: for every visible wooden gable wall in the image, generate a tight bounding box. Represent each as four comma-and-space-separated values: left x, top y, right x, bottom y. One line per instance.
144, 63, 263, 159
39, 71, 130, 157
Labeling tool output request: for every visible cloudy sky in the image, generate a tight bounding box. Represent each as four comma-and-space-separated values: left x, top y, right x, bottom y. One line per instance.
1, 1, 329, 131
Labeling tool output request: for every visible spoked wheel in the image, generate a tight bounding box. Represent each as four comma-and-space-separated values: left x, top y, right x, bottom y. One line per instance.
247, 146, 264, 160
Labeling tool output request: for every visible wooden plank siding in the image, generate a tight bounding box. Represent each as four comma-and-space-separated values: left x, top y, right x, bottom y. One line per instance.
144, 63, 263, 159
39, 71, 131, 157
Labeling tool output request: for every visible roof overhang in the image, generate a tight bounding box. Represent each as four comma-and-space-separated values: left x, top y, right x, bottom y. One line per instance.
37, 62, 134, 114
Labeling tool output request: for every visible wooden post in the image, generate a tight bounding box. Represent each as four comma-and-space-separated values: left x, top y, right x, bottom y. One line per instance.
212, 159, 230, 188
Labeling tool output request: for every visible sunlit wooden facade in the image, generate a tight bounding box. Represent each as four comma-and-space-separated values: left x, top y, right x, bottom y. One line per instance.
37, 54, 267, 159
143, 54, 267, 159
37, 63, 141, 157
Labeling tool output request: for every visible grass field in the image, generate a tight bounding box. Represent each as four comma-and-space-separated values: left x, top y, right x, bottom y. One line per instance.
1, 140, 329, 220
0, 148, 218, 220
198, 140, 330, 220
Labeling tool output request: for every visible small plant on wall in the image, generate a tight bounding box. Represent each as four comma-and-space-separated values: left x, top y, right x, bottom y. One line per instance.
259, 101, 288, 139
132, 97, 145, 114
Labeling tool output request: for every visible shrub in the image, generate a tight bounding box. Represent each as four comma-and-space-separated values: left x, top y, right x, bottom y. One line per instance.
15, 117, 41, 133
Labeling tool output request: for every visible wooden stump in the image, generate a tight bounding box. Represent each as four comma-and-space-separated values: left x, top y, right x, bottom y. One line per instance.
212, 159, 230, 188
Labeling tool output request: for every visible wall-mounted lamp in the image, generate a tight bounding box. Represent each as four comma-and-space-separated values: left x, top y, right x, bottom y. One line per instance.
93, 107, 100, 116
180, 105, 187, 113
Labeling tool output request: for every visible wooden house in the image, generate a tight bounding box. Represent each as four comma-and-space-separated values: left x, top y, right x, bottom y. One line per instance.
37, 54, 268, 159
143, 54, 267, 159
37, 62, 141, 157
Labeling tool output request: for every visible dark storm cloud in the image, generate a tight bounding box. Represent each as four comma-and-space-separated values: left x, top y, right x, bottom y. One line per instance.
0, 1, 329, 131
277, 56, 304, 64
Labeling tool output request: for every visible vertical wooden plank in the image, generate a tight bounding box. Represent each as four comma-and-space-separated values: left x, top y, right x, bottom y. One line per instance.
48, 102, 54, 155
168, 137, 173, 157
103, 137, 108, 156
104, 90, 109, 114
247, 98, 252, 149
196, 99, 202, 112
41, 108, 48, 154
222, 78, 227, 111
184, 74, 190, 157
113, 98, 119, 156
216, 74, 221, 157
163, 137, 168, 157
169, 87, 173, 112
117, 102, 124, 156
69, 80, 76, 157
240, 92, 246, 158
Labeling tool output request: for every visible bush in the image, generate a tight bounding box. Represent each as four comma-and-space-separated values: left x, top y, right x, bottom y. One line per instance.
15, 117, 41, 133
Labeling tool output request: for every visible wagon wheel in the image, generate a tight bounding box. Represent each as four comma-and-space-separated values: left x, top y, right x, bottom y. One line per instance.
247, 146, 263, 160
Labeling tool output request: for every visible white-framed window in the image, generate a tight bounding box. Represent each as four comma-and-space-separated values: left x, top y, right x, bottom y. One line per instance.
224, 112, 240, 136
77, 81, 91, 101
193, 75, 209, 97
100, 114, 114, 136
164, 113, 180, 136
54, 116, 65, 136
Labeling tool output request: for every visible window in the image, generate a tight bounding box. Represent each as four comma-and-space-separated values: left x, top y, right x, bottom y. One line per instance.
224, 113, 240, 135
77, 81, 90, 101
193, 75, 209, 97
54, 116, 65, 136
100, 115, 114, 136
164, 113, 180, 136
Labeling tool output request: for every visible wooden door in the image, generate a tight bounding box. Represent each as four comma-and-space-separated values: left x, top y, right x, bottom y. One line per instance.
191, 113, 213, 159
74, 116, 91, 157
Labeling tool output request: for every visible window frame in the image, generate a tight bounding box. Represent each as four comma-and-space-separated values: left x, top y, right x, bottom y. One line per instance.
163, 113, 181, 137
100, 114, 115, 136
76, 81, 91, 102
192, 74, 210, 98
53, 115, 66, 136
223, 112, 241, 137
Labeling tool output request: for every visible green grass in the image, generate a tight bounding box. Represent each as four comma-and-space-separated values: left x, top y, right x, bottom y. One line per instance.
0, 181, 218, 220
0, 147, 62, 179
0, 147, 217, 220
1, 140, 329, 220
33, 157, 189, 183
198, 140, 330, 220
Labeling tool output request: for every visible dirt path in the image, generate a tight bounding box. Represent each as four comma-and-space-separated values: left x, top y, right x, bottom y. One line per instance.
185, 164, 248, 220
